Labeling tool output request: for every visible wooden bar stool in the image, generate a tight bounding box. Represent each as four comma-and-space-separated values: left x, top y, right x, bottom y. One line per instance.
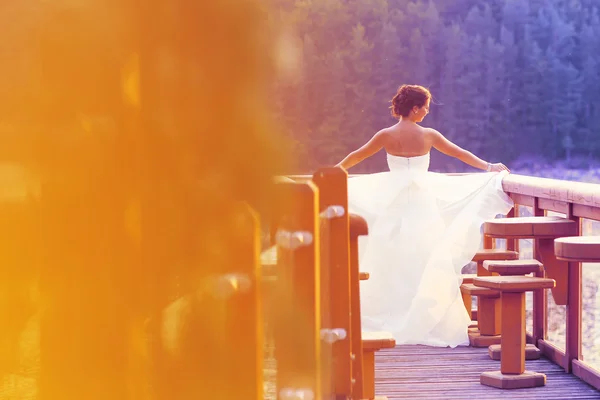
460, 274, 477, 322
473, 249, 520, 276
483, 259, 544, 361
462, 284, 501, 346
484, 216, 577, 360
474, 276, 555, 389
483, 216, 577, 306
462, 249, 519, 321
461, 249, 519, 346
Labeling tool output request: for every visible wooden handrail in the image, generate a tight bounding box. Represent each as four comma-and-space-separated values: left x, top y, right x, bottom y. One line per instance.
288, 171, 600, 207
502, 174, 600, 208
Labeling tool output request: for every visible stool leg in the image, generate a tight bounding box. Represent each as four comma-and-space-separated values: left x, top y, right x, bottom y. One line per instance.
478, 297, 501, 336
469, 296, 502, 347
461, 292, 472, 319
501, 292, 525, 375
480, 290, 546, 389
477, 261, 491, 276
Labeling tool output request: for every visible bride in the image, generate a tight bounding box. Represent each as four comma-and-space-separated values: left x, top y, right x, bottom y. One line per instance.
336, 84, 514, 348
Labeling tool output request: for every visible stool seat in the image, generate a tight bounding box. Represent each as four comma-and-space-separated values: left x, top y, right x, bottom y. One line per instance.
555, 236, 600, 262
473, 249, 519, 261
474, 276, 555, 292
460, 283, 500, 297
483, 259, 544, 276
461, 274, 477, 284
484, 216, 578, 238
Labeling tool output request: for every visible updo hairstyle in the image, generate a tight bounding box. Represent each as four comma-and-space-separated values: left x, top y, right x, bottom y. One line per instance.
390, 84, 431, 119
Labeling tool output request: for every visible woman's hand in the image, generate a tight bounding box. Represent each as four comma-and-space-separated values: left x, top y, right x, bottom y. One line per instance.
489, 163, 510, 173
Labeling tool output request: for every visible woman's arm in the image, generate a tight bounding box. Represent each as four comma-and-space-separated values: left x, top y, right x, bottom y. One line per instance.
335, 130, 386, 170
430, 129, 509, 172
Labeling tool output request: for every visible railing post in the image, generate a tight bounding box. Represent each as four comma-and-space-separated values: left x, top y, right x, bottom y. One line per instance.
565, 204, 582, 373
313, 167, 352, 399
532, 198, 547, 346
274, 181, 322, 400
225, 204, 264, 399
349, 214, 368, 399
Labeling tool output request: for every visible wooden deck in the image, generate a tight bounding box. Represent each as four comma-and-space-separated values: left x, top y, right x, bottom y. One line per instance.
375, 345, 600, 399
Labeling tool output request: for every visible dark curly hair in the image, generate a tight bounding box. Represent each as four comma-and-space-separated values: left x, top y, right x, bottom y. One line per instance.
390, 84, 431, 119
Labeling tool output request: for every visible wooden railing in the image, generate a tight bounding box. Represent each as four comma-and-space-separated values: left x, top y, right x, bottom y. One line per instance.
282, 171, 600, 393
264, 168, 378, 399
500, 174, 600, 389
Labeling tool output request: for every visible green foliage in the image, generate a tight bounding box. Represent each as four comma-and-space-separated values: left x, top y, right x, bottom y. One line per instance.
271, 0, 600, 172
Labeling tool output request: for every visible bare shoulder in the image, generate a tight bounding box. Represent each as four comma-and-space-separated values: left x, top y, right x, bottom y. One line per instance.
422, 127, 442, 141
423, 127, 441, 136
372, 127, 391, 142
378, 126, 395, 135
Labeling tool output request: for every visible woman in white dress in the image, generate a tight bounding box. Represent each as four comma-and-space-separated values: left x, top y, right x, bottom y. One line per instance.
336, 84, 514, 348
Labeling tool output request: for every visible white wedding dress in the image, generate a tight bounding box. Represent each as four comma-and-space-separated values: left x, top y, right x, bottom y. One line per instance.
348, 152, 513, 348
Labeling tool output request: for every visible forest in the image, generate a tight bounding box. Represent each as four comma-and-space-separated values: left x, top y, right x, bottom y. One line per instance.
271, 0, 600, 173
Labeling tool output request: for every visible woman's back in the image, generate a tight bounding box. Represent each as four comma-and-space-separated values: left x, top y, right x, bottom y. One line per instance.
335, 83, 509, 173
382, 121, 434, 158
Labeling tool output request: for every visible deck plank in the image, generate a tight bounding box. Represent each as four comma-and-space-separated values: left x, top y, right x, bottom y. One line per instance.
375, 345, 600, 400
